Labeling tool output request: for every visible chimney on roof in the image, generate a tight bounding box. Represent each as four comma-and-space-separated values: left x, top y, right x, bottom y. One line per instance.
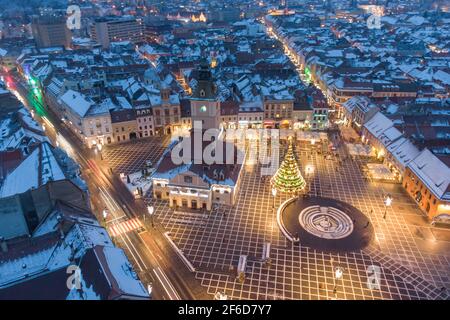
69, 243, 76, 263
56, 214, 66, 238
0, 237, 7, 253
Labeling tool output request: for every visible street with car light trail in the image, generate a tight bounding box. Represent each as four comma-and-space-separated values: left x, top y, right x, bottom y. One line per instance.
1, 70, 209, 300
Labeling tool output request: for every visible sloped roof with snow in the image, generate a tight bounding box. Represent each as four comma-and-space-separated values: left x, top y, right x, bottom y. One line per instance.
407, 149, 450, 201
386, 137, 420, 170
378, 126, 403, 147
0, 142, 66, 198
364, 112, 394, 138
59, 90, 93, 118
433, 70, 450, 85
99, 246, 148, 299
0, 199, 147, 299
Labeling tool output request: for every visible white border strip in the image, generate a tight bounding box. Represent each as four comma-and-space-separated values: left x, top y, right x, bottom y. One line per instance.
276, 197, 300, 243
163, 232, 196, 272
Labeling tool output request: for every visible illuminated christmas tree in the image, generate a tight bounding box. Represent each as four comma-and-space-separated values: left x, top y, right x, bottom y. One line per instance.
271, 137, 306, 194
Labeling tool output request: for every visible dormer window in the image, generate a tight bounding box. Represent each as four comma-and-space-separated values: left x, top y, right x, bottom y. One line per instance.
200, 89, 205, 97
184, 176, 193, 183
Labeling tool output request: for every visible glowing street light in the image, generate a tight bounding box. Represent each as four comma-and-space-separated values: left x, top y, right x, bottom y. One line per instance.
102, 208, 109, 225
335, 267, 344, 280
384, 195, 393, 207
147, 205, 155, 227
147, 284, 153, 298
383, 194, 393, 219
97, 143, 103, 160
333, 266, 344, 295
271, 188, 277, 211
305, 164, 315, 176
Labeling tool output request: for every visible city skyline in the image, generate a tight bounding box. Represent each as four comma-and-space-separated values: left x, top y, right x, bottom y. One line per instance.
0, 0, 449, 304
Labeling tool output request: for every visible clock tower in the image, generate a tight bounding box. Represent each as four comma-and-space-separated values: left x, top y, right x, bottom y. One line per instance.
190, 60, 220, 130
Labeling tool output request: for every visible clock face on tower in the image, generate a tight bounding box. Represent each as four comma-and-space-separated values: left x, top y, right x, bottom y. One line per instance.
200, 105, 207, 112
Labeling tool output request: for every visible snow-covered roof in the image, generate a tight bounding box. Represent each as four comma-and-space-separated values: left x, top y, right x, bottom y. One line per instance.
386, 137, 420, 170
407, 149, 450, 201
378, 126, 402, 147
0, 197, 148, 300
433, 70, 450, 86
101, 246, 148, 298
0, 107, 48, 152
342, 96, 372, 114
59, 90, 93, 118
0, 246, 55, 286
364, 112, 394, 138
0, 142, 66, 198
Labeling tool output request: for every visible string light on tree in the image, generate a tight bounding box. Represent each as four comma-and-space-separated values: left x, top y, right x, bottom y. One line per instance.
271, 137, 306, 194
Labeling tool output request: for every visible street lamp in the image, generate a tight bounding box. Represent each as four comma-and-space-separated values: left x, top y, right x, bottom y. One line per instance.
383, 194, 393, 219
333, 266, 344, 295
102, 208, 109, 225
271, 188, 277, 211
306, 164, 315, 176
97, 143, 103, 160
147, 284, 153, 298
147, 205, 154, 228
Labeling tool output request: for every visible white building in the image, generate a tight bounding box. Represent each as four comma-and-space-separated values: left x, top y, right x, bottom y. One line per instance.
58, 90, 113, 148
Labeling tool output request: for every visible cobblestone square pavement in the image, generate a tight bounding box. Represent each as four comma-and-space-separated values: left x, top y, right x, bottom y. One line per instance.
102, 136, 170, 175
105, 134, 450, 300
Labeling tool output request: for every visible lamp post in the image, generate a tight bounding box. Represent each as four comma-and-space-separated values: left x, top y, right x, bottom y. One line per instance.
97, 143, 103, 160
147, 205, 154, 228
272, 188, 277, 213
306, 164, 314, 178
147, 284, 153, 298
333, 266, 344, 296
383, 194, 393, 219
102, 208, 109, 226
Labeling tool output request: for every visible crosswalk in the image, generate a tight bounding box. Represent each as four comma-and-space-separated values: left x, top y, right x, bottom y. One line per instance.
109, 218, 144, 237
